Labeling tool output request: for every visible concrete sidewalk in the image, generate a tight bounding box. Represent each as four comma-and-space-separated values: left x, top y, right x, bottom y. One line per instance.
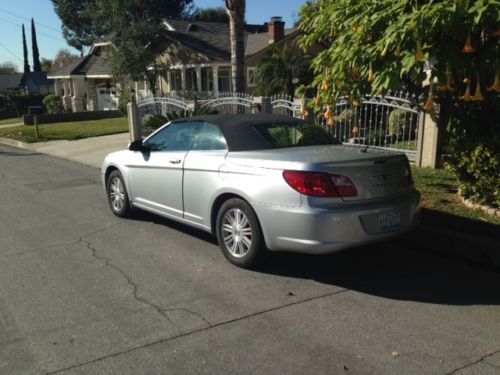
0, 132, 498, 272
0, 132, 130, 168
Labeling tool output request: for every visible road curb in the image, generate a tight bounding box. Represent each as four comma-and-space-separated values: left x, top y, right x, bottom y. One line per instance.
0, 137, 34, 150
404, 224, 500, 272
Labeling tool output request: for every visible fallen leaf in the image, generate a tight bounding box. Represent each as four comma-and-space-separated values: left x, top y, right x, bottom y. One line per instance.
356, 354, 363, 359
392, 351, 400, 358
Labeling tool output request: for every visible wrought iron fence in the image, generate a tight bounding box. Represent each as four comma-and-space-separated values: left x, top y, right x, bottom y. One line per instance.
304, 91, 422, 161
199, 92, 256, 114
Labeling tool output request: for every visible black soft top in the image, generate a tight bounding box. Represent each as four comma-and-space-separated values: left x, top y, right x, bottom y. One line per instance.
171, 114, 307, 151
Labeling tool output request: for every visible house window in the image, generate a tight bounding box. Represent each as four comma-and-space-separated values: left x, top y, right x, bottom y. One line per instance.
247, 67, 258, 87
218, 69, 231, 92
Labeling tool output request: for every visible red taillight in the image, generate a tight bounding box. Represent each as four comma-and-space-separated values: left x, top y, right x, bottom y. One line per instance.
403, 166, 414, 187
282, 170, 357, 197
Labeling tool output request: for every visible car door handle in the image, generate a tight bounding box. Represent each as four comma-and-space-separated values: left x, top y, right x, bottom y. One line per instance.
169, 158, 181, 164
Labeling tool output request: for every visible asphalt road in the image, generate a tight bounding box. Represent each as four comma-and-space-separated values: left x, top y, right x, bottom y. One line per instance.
1, 143, 499, 375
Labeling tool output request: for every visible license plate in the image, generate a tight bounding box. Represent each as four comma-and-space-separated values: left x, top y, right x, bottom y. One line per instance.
378, 210, 401, 232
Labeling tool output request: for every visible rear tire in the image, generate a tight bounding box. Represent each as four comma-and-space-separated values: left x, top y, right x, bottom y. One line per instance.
216, 198, 267, 268
106, 170, 132, 218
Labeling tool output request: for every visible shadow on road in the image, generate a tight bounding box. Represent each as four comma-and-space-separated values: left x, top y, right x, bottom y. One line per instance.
129, 210, 500, 307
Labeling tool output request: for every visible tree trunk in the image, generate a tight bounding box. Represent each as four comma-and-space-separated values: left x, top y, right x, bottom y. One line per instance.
226, 0, 246, 94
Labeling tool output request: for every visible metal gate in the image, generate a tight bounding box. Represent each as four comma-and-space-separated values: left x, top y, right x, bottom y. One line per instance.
136, 96, 189, 126
316, 91, 422, 162
199, 92, 256, 114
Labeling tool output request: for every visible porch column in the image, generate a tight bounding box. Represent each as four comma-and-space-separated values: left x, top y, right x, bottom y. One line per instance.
196, 66, 202, 92
62, 80, 71, 110
213, 66, 219, 94
166, 71, 172, 93
181, 68, 186, 91
134, 81, 139, 101
71, 78, 85, 112
53, 80, 60, 96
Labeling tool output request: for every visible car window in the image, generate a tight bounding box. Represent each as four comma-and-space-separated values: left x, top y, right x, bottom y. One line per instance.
252, 123, 341, 148
190, 123, 228, 151
145, 122, 203, 152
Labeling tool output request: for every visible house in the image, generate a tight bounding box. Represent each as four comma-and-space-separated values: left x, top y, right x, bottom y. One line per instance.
157, 17, 293, 95
47, 17, 301, 112
48, 35, 115, 112
0, 72, 53, 95
0, 73, 24, 94
21, 72, 53, 95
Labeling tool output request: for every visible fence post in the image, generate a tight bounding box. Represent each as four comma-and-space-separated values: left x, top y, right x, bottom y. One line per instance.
261, 97, 272, 114
418, 111, 440, 168
127, 97, 141, 142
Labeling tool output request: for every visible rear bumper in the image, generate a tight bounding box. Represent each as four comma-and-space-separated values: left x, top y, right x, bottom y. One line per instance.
254, 191, 421, 254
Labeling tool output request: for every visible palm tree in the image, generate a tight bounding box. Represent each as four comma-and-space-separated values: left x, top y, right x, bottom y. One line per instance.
225, 0, 245, 93
255, 45, 312, 97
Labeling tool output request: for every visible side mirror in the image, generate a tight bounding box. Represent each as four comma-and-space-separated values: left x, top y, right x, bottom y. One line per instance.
129, 140, 150, 153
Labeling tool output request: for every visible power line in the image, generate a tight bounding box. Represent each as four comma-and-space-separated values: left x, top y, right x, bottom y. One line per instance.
0, 7, 62, 34
0, 17, 66, 43
0, 41, 23, 62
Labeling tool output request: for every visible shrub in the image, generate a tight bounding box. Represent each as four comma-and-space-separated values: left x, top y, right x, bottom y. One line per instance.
42, 95, 63, 114
143, 107, 219, 132
445, 137, 500, 207
144, 114, 168, 131
388, 108, 408, 137
118, 89, 132, 115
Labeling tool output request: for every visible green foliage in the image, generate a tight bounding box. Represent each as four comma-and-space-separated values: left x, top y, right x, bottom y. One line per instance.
40, 58, 53, 73
42, 95, 63, 114
22, 24, 30, 73
53, 0, 193, 92
188, 7, 229, 22
0, 61, 18, 74
297, 124, 337, 146
117, 89, 132, 115
144, 114, 168, 130
255, 44, 312, 97
31, 18, 41, 72
445, 136, 500, 207
388, 108, 411, 137
299, 0, 499, 107
143, 107, 218, 131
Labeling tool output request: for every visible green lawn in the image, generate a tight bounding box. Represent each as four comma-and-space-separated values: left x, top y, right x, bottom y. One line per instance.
412, 166, 500, 225
0, 117, 128, 143
0, 117, 22, 126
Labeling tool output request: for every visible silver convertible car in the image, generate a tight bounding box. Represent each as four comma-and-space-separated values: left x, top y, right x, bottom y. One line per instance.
102, 114, 420, 268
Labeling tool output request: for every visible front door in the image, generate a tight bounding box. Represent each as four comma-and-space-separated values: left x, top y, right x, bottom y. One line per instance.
97, 86, 118, 110
126, 122, 204, 219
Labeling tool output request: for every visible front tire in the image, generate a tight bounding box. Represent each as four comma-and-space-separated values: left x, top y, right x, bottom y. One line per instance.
216, 198, 267, 268
106, 170, 132, 217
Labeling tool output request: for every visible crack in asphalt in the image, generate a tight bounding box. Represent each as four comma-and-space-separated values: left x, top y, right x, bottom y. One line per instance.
45, 287, 349, 375
80, 238, 181, 330
162, 308, 212, 328
2, 223, 124, 258
447, 349, 500, 375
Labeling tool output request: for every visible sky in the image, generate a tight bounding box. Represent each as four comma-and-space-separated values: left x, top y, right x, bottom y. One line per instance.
0, 0, 307, 71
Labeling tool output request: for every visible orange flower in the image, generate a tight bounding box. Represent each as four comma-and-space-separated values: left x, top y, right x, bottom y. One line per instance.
320, 79, 329, 92
422, 90, 435, 111
415, 41, 425, 62
326, 117, 336, 127
460, 79, 472, 101
324, 106, 334, 120
487, 70, 500, 92
462, 33, 475, 54
368, 66, 375, 83
471, 75, 484, 101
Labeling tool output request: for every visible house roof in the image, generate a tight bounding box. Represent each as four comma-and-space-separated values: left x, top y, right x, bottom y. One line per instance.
48, 52, 112, 78
23, 72, 53, 86
0, 73, 23, 92
162, 19, 294, 62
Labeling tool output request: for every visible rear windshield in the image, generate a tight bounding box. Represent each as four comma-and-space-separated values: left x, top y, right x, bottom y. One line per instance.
252, 122, 341, 149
